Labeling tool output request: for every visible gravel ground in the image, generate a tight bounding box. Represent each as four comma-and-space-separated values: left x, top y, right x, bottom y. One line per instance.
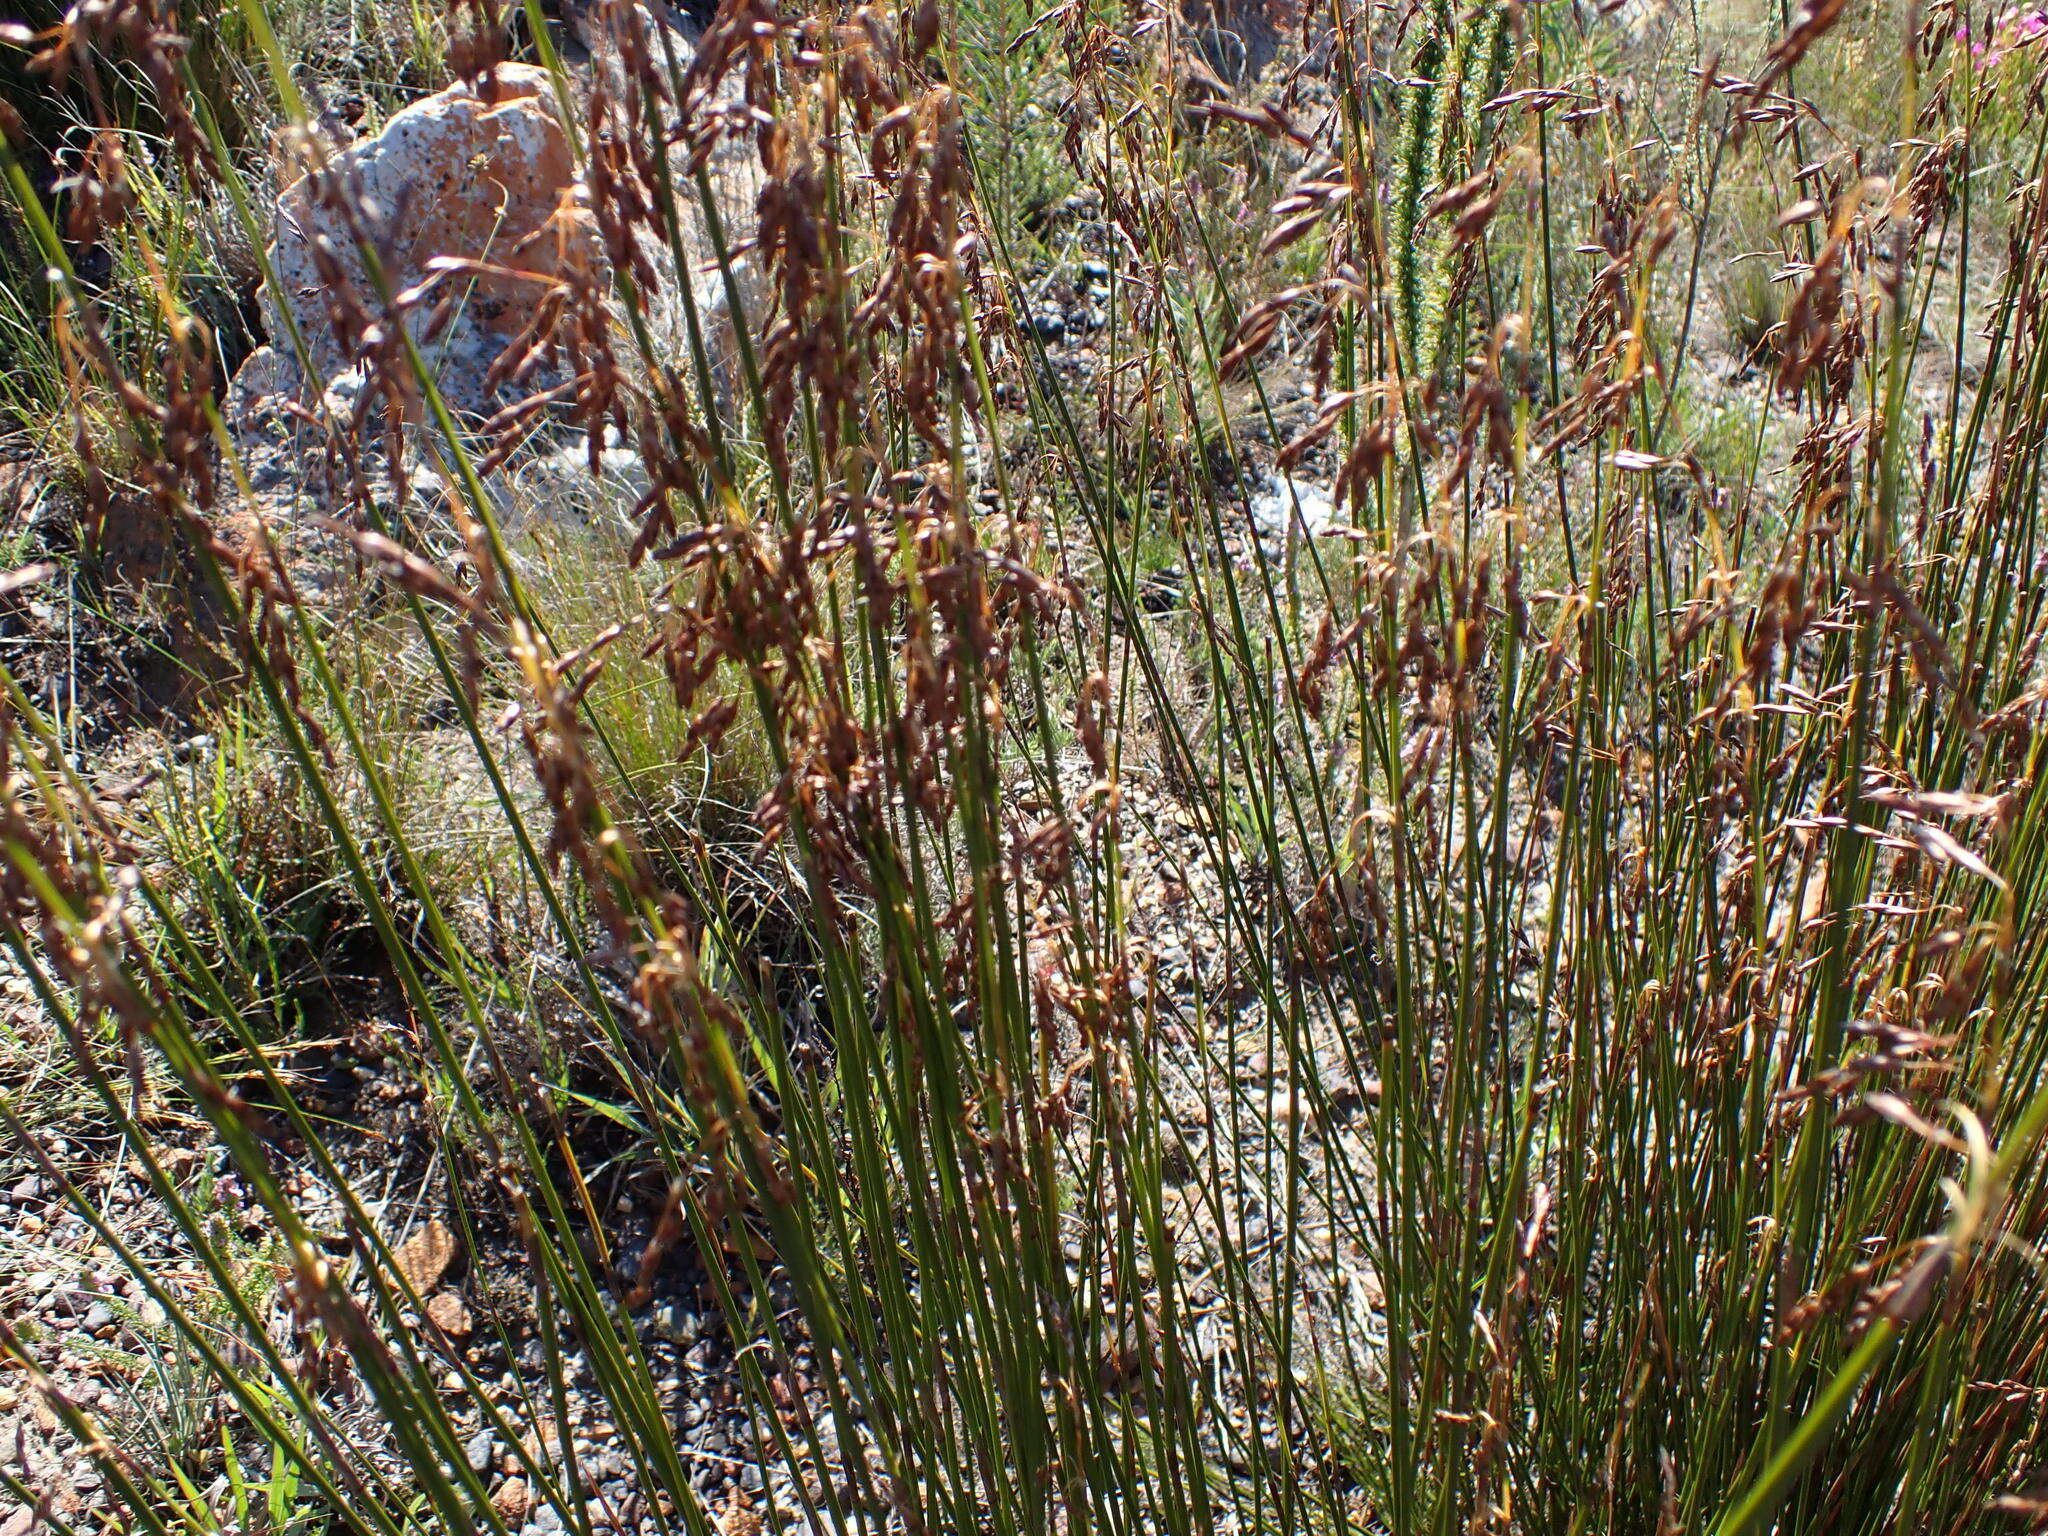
0, 696, 1402, 1529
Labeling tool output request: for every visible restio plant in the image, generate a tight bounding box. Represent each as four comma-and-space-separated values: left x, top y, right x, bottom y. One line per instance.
2, 0, 2048, 1533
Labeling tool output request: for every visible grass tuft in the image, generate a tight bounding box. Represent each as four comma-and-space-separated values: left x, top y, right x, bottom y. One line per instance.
3, 1, 2048, 1534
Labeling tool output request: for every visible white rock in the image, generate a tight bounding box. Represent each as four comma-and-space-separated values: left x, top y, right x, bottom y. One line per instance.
1248, 474, 1339, 540
257, 64, 607, 420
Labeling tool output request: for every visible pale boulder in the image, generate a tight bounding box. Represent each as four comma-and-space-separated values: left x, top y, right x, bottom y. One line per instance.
254, 63, 605, 419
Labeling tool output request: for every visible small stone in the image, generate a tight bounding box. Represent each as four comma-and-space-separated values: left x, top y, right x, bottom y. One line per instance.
492, 1478, 533, 1520
466, 1429, 497, 1472
1138, 566, 1182, 614
1030, 311, 1066, 341
393, 1220, 458, 1294
80, 1302, 115, 1334
427, 1292, 474, 1337
1248, 474, 1338, 540
9, 1174, 42, 1203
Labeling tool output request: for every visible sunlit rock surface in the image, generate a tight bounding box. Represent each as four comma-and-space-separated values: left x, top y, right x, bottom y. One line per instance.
243, 63, 605, 422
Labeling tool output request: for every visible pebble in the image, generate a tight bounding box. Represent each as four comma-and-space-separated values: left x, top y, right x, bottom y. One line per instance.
1248, 474, 1338, 540
81, 1301, 115, 1335
491, 1476, 532, 1520
467, 1429, 497, 1472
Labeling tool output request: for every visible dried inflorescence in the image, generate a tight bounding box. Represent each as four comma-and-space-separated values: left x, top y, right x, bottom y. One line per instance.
10, 0, 216, 183
10, 0, 2048, 1532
